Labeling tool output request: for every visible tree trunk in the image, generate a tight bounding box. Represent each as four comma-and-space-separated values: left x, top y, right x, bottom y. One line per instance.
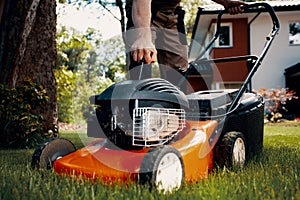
116, 0, 125, 33
0, 0, 4, 23
0, 0, 58, 133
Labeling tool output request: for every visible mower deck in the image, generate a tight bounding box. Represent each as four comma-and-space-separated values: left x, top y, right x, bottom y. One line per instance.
53, 120, 218, 183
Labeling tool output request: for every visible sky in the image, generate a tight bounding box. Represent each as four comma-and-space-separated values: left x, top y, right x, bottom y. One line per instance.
56, 2, 122, 39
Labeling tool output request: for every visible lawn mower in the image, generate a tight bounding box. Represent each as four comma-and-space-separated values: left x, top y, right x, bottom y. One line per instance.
32, 3, 280, 193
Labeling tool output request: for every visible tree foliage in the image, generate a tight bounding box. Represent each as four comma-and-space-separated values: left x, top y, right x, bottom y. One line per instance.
57, 26, 91, 72
181, 0, 204, 35
55, 66, 76, 123
56, 25, 124, 123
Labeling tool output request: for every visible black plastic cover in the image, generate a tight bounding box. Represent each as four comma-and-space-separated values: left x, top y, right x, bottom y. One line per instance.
90, 78, 189, 108
186, 89, 238, 119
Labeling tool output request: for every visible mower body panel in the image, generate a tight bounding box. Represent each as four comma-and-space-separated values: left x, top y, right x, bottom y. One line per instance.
186, 89, 265, 157
53, 139, 146, 182
53, 120, 218, 183
222, 92, 265, 157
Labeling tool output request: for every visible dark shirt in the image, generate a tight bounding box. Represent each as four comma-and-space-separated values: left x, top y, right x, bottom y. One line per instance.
125, 0, 181, 29
152, 0, 181, 9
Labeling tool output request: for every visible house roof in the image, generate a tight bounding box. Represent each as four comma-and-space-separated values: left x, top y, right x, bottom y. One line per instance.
200, 1, 300, 13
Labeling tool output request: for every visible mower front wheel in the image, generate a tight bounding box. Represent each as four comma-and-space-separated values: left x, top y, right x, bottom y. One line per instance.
215, 132, 246, 169
139, 145, 184, 193
31, 138, 76, 169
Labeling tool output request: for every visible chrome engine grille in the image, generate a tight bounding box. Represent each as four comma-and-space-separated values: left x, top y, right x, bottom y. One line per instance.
132, 107, 185, 147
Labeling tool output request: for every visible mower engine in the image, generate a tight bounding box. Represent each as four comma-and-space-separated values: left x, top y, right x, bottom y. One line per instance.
88, 78, 188, 149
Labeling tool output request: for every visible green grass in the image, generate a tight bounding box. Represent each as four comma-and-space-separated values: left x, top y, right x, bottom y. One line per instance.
1, 122, 299, 199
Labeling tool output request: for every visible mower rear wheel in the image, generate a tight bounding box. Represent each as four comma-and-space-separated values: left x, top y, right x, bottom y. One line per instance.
139, 146, 184, 193
215, 132, 246, 168
31, 138, 76, 169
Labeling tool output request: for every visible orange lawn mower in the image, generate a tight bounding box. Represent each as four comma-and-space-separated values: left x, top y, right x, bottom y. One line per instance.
32, 3, 280, 193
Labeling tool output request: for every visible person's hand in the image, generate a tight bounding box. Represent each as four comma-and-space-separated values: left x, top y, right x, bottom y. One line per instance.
223, 0, 247, 15
132, 48, 157, 64
130, 27, 157, 64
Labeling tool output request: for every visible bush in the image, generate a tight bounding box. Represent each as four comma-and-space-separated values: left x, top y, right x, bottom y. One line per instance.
256, 87, 298, 122
0, 79, 49, 148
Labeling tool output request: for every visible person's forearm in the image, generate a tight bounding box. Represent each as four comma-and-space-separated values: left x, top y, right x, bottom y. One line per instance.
211, 0, 246, 14
130, 0, 156, 64
132, 0, 151, 28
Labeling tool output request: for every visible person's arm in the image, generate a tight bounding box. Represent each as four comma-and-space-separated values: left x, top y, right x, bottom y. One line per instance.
131, 0, 157, 63
212, 0, 247, 14
132, 0, 151, 28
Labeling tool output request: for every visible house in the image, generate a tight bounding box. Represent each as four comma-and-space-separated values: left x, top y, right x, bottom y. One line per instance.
188, 1, 300, 116
189, 1, 300, 89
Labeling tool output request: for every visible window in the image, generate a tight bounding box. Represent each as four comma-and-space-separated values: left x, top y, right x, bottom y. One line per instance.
289, 22, 300, 45
211, 22, 233, 48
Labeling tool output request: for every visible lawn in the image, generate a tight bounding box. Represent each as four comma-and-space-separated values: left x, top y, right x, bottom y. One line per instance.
0, 121, 299, 199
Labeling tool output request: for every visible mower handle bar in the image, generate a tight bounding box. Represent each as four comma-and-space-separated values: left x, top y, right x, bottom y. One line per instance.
193, 2, 280, 63
179, 2, 280, 113
226, 2, 280, 112
216, 3, 280, 39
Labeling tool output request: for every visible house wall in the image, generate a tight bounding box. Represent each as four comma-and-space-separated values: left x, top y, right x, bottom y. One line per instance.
250, 11, 300, 90
211, 18, 249, 83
